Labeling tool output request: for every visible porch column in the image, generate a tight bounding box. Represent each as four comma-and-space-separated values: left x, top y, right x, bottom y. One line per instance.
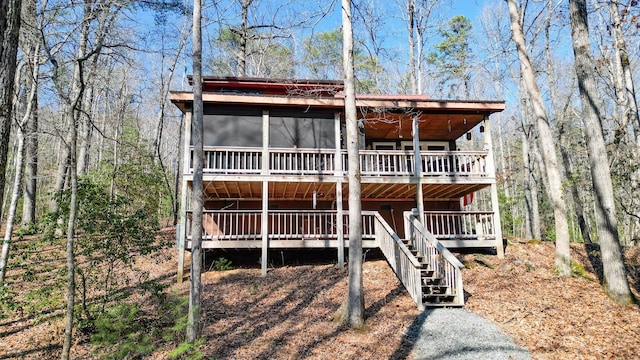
483, 116, 505, 258
412, 116, 425, 222
334, 113, 344, 268
261, 110, 270, 275
177, 112, 192, 283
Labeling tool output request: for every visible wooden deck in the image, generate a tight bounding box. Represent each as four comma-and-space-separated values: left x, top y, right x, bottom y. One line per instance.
190, 147, 491, 179
185, 210, 496, 250
182, 210, 469, 308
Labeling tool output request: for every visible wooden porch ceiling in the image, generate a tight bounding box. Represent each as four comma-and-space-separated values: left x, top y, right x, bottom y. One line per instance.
199, 180, 489, 201
361, 112, 486, 141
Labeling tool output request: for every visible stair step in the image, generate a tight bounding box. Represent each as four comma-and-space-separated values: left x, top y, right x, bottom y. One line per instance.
421, 277, 444, 285
422, 294, 457, 306
423, 294, 456, 300
422, 284, 449, 292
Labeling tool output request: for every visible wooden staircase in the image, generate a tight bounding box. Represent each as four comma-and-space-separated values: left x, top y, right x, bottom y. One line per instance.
373, 211, 465, 309
403, 239, 459, 306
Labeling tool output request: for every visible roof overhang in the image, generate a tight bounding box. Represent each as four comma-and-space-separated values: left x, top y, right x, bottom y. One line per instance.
170, 91, 504, 141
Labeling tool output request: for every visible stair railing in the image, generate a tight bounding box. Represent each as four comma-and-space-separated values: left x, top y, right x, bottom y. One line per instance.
369, 211, 425, 310
405, 210, 465, 306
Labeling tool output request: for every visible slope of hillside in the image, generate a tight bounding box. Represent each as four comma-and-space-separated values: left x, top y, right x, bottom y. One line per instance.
0, 229, 638, 359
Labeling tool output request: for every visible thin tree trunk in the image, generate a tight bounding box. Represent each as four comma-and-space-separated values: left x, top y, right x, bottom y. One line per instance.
521, 130, 533, 239
22, 81, 38, 225
186, 0, 204, 343
154, 19, 190, 225
559, 130, 592, 244
335, 0, 365, 329
0, 0, 22, 213
0, 46, 38, 283
507, 0, 571, 275
237, 0, 252, 77
0, 131, 24, 284
609, 1, 640, 153
568, 0, 633, 305
406, 0, 417, 94
518, 75, 541, 240
61, 107, 78, 360
21, 0, 38, 225
609, 1, 640, 245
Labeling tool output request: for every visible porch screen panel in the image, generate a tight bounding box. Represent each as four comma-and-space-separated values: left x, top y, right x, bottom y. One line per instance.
270, 110, 335, 149
199, 107, 263, 147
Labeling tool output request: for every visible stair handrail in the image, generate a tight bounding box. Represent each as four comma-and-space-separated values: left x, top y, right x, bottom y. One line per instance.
405, 210, 465, 306
367, 211, 424, 310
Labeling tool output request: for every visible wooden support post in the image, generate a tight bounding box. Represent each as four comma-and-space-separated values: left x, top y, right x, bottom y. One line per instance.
483, 117, 505, 259
261, 110, 270, 276
177, 112, 192, 283
335, 113, 345, 268
412, 116, 425, 223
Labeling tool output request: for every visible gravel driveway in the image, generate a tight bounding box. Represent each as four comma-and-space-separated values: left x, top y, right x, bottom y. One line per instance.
405, 308, 531, 360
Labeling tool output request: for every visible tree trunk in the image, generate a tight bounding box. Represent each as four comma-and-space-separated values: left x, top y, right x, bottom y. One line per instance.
406, 0, 417, 94
335, 0, 365, 329
153, 19, 190, 225
0, 42, 38, 283
0, 131, 24, 284
521, 130, 533, 239
507, 0, 571, 275
22, 78, 38, 225
559, 131, 592, 244
568, 0, 633, 305
609, 1, 640, 154
21, 0, 38, 225
0, 0, 22, 213
61, 106, 78, 360
237, 0, 252, 77
186, 0, 204, 343
609, 1, 640, 245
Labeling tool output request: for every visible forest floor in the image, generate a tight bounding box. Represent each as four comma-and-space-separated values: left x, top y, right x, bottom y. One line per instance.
0, 228, 639, 359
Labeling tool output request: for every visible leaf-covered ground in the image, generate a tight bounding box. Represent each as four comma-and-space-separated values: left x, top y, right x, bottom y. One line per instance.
1, 229, 638, 359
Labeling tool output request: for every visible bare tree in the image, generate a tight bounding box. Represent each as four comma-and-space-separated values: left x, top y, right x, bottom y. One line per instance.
186, 0, 205, 343
568, 0, 633, 305
608, 1, 640, 155
506, 0, 571, 276
402, 0, 444, 94
0, 0, 22, 215
334, 0, 365, 329
45, 0, 125, 214
153, 18, 191, 224
21, 0, 38, 225
0, 40, 39, 283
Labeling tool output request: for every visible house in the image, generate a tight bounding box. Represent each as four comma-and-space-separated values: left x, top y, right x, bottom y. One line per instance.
170, 77, 505, 308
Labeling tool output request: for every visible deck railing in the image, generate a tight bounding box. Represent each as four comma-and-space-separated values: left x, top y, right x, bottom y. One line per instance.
186, 210, 376, 241
373, 212, 424, 310
423, 211, 495, 240
405, 212, 465, 306
191, 146, 489, 177
359, 150, 413, 176
270, 148, 336, 175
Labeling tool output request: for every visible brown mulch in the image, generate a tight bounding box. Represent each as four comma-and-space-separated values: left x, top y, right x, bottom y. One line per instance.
1, 229, 639, 359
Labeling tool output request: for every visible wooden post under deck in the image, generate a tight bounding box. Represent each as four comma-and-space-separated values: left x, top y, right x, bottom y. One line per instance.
483, 116, 505, 259
335, 113, 344, 268
412, 116, 425, 222
177, 112, 192, 283
261, 110, 270, 275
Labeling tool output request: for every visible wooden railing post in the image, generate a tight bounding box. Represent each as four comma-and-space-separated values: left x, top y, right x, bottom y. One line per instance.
483, 116, 505, 259
177, 112, 192, 283
335, 112, 345, 268
261, 110, 270, 276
